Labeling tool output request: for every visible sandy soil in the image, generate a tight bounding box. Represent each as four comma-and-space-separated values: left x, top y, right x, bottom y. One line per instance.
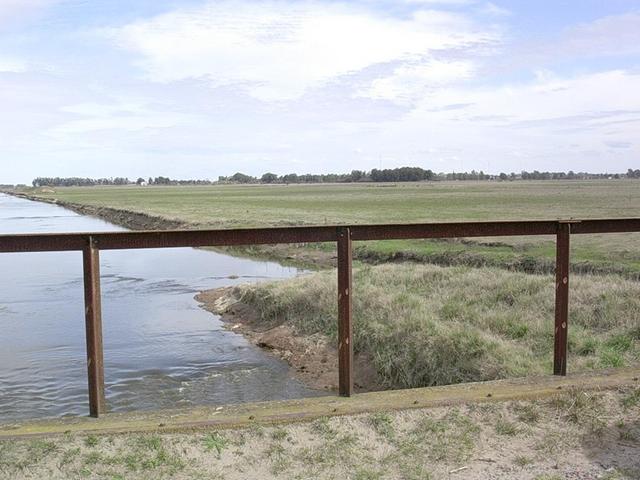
1, 387, 638, 479
195, 287, 382, 393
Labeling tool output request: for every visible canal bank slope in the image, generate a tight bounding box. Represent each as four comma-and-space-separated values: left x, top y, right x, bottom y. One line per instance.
196, 263, 640, 394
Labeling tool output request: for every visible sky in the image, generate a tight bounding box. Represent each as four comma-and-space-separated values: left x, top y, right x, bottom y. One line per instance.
0, 0, 639, 183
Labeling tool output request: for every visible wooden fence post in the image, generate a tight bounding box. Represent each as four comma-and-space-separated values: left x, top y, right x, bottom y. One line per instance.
83, 236, 106, 417
553, 222, 571, 375
337, 227, 353, 396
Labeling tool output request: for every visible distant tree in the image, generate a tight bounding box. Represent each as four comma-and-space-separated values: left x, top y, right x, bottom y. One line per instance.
229, 172, 255, 183
281, 173, 298, 184
499, 172, 508, 181
261, 172, 279, 183
153, 176, 171, 185
349, 170, 366, 182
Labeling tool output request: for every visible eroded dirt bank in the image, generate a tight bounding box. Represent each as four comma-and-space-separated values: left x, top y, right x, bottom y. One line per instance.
7, 192, 188, 230
195, 287, 381, 393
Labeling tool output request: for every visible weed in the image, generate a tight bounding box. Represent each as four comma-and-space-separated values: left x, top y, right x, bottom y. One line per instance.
354, 467, 385, 480
514, 455, 533, 466
513, 403, 540, 424
600, 349, 625, 368
84, 435, 99, 447
621, 388, 640, 409
605, 334, 632, 352
368, 412, 395, 442
299, 433, 359, 469
310, 417, 337, 439
136, 435, 162, 451
59, 447, 81, 468
83, 451, 102, 465
398, 463, 432, 480
495, 417, 520, 436
401, 410, 480, 463
247, 423, 265, 438
271, 427, 288, 442
203, 432, 228, 457
27, 439, 58, 462
550, 389, 606, 432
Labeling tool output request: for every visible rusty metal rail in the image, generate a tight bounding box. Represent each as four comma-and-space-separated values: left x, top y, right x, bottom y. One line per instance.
1, 218, 640, 417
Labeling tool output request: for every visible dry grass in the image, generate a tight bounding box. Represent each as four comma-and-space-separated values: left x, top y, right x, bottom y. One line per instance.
1, 388, 638, 479
236, 263, 640, 388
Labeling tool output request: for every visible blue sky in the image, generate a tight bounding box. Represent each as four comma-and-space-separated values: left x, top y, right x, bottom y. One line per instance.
1, 0, 639, 183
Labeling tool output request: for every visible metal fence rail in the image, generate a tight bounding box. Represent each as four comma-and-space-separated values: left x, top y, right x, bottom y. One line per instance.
1, 218, 639, 417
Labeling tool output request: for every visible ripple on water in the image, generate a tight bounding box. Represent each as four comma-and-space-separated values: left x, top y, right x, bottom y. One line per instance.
0, 193, 319, 422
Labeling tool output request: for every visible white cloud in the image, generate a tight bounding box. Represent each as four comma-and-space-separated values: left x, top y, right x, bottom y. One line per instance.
405, 0, 476, 5
0, 0, 56, 26
367, 69, 640, 171
362, 60, 475, 102
107, 1, 499, 101
413, 70, 640, 126
562, 12, 640, 57
47, 101, 200, 136
479, 2, 510, 17
0, 55, 26, 72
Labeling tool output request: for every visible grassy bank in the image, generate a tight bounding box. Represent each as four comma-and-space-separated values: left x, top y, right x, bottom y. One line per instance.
10, 180, 640, 275
1, 387, 638, 479
230, 264, 640, 389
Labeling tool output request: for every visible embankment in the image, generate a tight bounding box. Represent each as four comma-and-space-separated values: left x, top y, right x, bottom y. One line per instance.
195, 287, 381, 392
197, 263, 640, 393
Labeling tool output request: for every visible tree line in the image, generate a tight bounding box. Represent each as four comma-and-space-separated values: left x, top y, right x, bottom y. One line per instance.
32, 177, 131, 187
31, 167, 640, 187
219, 167, 435, 184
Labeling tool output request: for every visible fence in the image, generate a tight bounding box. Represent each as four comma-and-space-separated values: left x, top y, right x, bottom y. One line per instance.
1, 218, 639, 417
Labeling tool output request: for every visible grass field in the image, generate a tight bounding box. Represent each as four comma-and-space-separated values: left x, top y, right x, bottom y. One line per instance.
18, 180, 640, 275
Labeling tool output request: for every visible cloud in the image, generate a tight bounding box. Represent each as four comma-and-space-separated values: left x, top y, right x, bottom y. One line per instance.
107, 1, 499, 101
605, 141, 632, 149
0, 56, 26, 72
405, 0, 475, 5
361, 60, 476, 103
46, 101, 200, 136
0, 0, 56, 26
562, 12, 640, 57
411, 70, 640, 128
479, 2, 510, 17
362, 69, 640, 172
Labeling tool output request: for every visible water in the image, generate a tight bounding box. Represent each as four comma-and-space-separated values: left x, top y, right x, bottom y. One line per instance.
0, 193, 318, 421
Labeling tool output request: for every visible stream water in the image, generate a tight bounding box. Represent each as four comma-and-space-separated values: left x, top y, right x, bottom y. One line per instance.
0, 193, 319, 421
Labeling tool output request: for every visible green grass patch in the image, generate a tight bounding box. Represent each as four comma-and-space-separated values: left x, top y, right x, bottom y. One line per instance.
23, 180, 640, 276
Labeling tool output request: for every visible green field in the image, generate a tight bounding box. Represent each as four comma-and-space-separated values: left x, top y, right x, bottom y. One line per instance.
21, 180, 640, 275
